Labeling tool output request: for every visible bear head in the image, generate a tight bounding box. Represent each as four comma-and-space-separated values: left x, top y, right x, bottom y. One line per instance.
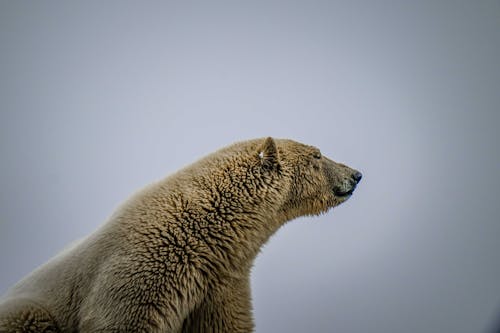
255, 137, 362, 221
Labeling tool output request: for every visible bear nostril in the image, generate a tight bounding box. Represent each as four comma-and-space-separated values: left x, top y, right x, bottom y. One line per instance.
352, 171, 363, 183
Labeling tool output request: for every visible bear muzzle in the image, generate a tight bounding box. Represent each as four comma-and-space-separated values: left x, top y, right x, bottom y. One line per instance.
333, 171, 362, 197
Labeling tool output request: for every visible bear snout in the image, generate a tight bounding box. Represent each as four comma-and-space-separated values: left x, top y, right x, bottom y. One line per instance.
333, 177, 360, 197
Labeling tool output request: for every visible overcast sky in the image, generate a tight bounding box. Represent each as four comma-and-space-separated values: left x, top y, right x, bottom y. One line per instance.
1, 1, 499, 332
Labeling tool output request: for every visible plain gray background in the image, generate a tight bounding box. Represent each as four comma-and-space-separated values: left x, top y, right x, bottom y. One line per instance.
1, 1, 499, 332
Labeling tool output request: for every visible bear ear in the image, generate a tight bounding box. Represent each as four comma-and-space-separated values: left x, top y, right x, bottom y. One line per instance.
258, 137, 279, 171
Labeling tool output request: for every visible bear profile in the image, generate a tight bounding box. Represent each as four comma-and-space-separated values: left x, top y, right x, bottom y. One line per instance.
0, 137, 362, 332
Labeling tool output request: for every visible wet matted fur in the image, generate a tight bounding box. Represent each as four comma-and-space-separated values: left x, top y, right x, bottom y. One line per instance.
0, 137, 361, 333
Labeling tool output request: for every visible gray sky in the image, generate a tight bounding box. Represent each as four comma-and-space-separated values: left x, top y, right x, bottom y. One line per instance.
1, 1, 499, 332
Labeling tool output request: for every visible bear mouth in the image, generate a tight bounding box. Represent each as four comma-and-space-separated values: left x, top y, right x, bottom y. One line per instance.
333, 186, 356, 197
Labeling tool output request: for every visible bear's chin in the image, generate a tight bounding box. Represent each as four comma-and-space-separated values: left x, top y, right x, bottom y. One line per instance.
332, 195, 353, 207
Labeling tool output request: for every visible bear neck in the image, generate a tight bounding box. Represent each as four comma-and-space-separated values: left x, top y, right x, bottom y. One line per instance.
120, 180, 284, 280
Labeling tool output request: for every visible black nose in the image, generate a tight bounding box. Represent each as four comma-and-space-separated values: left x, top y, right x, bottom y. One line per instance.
352, 171, 363, 183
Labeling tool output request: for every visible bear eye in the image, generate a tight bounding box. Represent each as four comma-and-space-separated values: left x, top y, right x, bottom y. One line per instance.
313, 152, 322, 159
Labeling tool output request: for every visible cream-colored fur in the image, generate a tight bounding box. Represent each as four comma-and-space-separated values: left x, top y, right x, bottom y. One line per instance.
0, 137, 361, 332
